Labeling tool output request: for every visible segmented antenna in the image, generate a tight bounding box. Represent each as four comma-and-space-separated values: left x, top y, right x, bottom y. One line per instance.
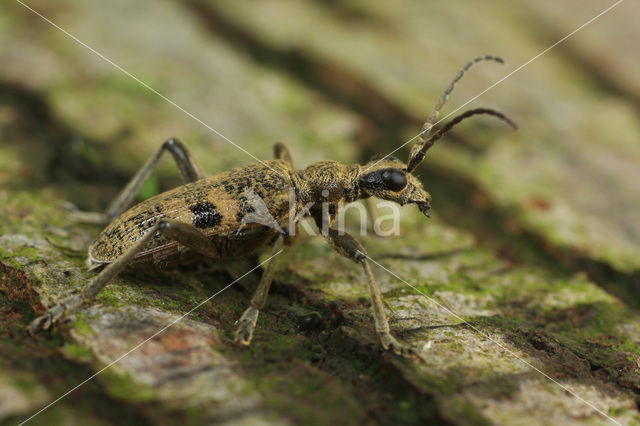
407, 55, 506, 172
422, 55, 504, 136
406, 108, 516, 172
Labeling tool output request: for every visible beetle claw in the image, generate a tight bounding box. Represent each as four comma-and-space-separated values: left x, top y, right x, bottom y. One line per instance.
380, 332, 419, 360
26, 303, 68, 335
27, 313, 51, 335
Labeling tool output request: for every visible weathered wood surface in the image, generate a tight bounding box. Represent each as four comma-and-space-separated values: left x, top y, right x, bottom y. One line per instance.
1, 0, 639, 425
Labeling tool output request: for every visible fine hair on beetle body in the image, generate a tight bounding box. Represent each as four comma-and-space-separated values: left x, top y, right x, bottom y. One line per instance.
28, 55, 516, 357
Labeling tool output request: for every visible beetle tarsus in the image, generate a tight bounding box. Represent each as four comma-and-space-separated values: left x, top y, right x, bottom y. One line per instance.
234, 306, 259, 345
27, 302, 67, 335
234, 236, 284, 345
380, 332, 418, 359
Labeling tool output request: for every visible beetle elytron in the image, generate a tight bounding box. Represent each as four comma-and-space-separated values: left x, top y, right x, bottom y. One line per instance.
28, 56, 515, 357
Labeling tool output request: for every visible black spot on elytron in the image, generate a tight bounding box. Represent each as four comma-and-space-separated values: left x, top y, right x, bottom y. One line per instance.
189, 201, 222, 229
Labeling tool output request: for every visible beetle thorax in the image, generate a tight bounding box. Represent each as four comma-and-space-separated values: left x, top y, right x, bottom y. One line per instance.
295, 160, 360, 204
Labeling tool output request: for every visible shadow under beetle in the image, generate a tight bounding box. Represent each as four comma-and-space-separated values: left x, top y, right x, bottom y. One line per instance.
29, 56, 515, 357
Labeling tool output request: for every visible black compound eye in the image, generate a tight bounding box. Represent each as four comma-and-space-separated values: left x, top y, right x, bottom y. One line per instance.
380, 168, 407, 191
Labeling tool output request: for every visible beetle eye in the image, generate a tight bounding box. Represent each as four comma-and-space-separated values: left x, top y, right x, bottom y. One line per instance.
380, 168, 407, 191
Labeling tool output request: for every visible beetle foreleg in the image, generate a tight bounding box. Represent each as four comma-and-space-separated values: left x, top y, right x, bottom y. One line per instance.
235, 235, 285, 345
314, 213, 415, 358
28, 219, 218, 335
359, 258, 415, 358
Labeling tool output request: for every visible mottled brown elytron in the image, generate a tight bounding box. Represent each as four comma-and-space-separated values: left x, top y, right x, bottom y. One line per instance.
29, 56, 515, 357
89, 160, 295, 269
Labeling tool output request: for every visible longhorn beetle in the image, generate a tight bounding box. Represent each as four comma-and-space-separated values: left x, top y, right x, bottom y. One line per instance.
28, 56, 516, 357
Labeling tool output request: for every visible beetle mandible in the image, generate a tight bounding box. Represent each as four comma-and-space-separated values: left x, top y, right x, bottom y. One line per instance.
28, 55, 516, 357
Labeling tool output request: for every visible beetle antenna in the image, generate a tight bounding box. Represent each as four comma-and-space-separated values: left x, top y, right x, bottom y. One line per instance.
423, 55, 504, 136
406, 108, 516, 172
408, 55, 505, 172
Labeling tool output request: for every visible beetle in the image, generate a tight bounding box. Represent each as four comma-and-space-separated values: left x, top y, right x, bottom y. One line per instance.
28, 55, 515, 357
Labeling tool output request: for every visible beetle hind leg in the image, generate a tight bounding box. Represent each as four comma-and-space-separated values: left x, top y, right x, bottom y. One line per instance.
105, 138, 206, 220
65, 138, 206, 225
28, 219, 220, 335
234, 235, 284, 345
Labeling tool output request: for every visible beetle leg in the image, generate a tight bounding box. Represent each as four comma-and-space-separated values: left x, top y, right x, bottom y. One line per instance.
105, 138, 206, 220
273, 142, 294, 169
27, 219, 219, 335
235, 235, 284, 345
313, 214, 415, 358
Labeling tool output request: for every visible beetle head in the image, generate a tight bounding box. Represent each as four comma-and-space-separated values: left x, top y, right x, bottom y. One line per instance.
358, 109, 516, 219
358, 156, 432, 217
357, 56, 517, 220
